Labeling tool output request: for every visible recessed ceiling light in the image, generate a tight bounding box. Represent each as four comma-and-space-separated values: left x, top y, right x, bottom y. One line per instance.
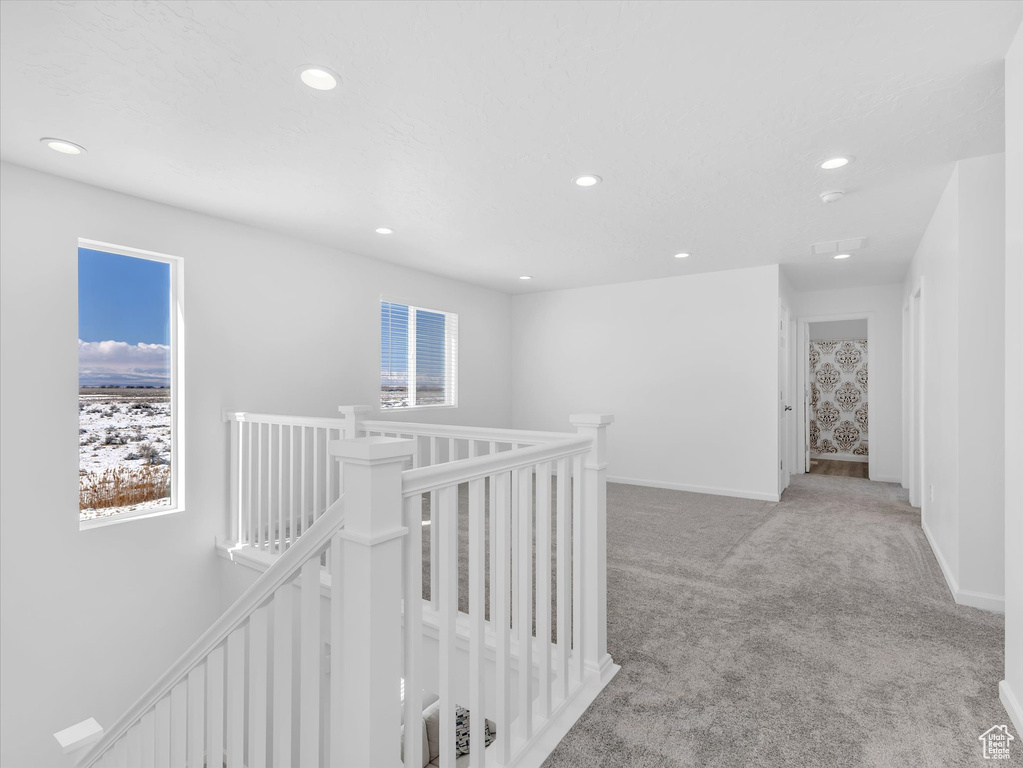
375, 227, 394, 235
674, 252, 690, 259
519, 275, 533, 280
819, 156, 852, 170
40, 137, 85, 155
833, 253, 852, 260
573, 175, 601, 187
298, 65, 339, 91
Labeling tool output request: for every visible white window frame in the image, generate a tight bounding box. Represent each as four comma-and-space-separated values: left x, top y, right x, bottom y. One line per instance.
380, 297, 458, 410
79, 238, 185, 530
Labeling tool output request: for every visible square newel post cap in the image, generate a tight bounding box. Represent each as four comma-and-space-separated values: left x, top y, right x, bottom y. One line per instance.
338, 404, 373, 417
569, 413, 615, 428
329, 436, 414, 464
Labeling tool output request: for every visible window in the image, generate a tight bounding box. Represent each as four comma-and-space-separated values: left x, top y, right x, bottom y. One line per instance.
380, 300, 458, 409
78, 239, 184, 527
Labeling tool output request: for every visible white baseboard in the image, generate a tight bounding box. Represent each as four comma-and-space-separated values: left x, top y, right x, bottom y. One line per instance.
922, 519, 960, 598
920, 521, 1004, 613
871, 474, 902, 483
957, 589, 1005, 613
607, 475, 780, 502
1000, 680, 1023, 738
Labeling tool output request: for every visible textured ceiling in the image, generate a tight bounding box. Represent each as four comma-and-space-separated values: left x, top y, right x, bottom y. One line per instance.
1, 0, 1020, 294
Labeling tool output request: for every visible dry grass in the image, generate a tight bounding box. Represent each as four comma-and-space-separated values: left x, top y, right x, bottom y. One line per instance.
80, 465, 171, 511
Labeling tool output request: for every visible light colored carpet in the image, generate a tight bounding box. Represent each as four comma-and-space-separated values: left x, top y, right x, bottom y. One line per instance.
540, 474, 1016, 767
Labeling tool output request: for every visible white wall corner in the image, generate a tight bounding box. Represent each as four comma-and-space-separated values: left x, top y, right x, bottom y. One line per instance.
999, 680, 1023, 740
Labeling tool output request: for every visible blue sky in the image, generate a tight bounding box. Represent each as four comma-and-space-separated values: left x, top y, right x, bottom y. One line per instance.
79, 248, 170, 345
380, 302, 445, 386
79, 248, 170, 387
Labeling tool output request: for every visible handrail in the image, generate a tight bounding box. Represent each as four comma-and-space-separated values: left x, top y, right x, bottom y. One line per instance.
363, 419, 573, 445
77, 496, 347, 768
222, 409, 347, 430
401, 436, 591, 496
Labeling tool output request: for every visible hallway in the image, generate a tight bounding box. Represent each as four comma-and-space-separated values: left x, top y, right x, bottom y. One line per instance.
544, 475, 1012, 767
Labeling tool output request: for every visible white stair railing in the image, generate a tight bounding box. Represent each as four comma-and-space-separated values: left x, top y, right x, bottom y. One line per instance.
76, 496, 348, 768
79, 409, 614, 767
222, 410, 356, 551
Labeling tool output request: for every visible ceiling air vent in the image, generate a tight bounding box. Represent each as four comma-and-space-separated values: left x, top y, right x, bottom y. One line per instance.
811, 237, 867, 256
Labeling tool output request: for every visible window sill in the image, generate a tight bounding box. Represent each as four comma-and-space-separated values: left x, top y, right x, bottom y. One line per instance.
79, 504, 183, 531
380, 404, 459, 412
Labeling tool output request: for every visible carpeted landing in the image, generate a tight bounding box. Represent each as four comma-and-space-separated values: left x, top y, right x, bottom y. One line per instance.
541, 474, 1015, 767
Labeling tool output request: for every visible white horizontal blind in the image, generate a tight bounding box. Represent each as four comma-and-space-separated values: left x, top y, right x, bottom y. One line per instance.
380, 300, 457, 409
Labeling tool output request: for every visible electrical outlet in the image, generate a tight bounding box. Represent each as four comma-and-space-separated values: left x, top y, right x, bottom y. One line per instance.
929, 485, 935, 501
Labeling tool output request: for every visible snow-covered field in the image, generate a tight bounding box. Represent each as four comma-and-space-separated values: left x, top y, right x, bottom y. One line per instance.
79, 387, 172, 518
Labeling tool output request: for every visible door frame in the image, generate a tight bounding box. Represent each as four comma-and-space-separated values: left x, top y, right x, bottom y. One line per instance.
796, 311, 874, 480
779, 300, 793, 495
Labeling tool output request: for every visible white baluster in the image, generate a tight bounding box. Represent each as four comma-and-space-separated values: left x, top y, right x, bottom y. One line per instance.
438, 483, 458, 768
300, 426, 307, 536
169, 681, 186, 768
111, 738, 128, 768
329, 532, 344, 768
489, 442, 497, 622
246, 422, 254, 547
125, 724, 142, 768
516, 468, 533, 741
248, 605, 268, 768
273, 586, 293, 767
140, 709, 155, 767
494, 471, 511, 765
154, 697, 170, 768
511, 465, 519, 632
206, 646, 224, 768
229, 417, 240, 546
299, 558, 321, 766
186, 665, 204, 768
572, 454, 583, 685
313, 427, 320, 522
556, 457, 569, 702
289, 425, 296, 548
536, 461, 552, 720
429, 436, 439, 611
226, 629, 245, 766
277, 424, 284, 554
403, 494, 424, 768
257, 423, 264, 548
468, 477, 486, 768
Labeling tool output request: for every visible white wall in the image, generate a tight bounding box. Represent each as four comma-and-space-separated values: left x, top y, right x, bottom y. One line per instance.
808, 319, 868, 340
903, 153, 1006, 613
957, 154, 1006, 602
0, 162, 513, 767
1001, 21, 1023, 737
790, 284, 903, 484
510, 265, 781, 501
904, 168, 961, 583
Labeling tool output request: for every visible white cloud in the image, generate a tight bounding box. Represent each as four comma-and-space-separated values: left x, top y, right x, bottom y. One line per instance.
79, 339, 170, 385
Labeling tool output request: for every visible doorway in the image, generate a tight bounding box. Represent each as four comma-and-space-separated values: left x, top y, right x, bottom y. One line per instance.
796, 314, 872, 480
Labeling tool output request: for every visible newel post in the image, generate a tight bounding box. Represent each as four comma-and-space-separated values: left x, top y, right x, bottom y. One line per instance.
570, 413, 615, 682
338, 404, 373, 440
329, 437, 413, 767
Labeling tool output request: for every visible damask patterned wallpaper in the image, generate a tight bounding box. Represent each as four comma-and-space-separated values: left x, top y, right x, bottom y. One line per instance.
809, 339, 868, 459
